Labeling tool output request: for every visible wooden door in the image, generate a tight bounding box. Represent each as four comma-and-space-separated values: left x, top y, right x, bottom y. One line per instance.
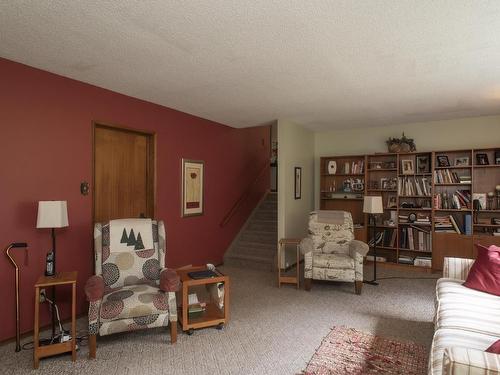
93, 124, 155, 222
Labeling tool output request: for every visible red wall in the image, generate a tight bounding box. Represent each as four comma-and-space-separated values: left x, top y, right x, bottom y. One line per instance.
0, 57, 270, 341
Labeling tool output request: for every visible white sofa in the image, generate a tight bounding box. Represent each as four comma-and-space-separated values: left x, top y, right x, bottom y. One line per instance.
429, 257, 500, 375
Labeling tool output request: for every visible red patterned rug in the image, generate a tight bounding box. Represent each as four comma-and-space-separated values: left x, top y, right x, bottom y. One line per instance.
304, 326, 428, 375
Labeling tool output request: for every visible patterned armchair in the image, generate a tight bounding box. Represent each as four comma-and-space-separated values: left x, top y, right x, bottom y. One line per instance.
300, 211, 369, 294
84, 219, 179, 359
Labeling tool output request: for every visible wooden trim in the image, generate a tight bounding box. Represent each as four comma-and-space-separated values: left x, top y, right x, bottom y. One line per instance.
92, 121, 157, 224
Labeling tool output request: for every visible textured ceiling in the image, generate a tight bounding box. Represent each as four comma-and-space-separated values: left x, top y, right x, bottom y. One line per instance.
2, 1, 500, 131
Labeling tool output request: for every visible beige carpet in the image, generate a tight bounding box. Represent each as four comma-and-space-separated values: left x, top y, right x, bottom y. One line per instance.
0, 265, 437, 374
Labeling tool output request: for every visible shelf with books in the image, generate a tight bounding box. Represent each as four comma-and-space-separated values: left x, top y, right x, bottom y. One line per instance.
321, 173, 365, 177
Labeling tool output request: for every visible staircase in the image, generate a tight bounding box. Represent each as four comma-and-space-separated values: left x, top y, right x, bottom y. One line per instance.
223, 192, 277, 271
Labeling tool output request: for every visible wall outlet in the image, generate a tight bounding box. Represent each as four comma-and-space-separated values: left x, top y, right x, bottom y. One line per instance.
39, 289, 46, 303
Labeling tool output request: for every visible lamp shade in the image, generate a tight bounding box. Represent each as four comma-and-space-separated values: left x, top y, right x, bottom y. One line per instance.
363, 196, 383, 214
36, 201, 69, 228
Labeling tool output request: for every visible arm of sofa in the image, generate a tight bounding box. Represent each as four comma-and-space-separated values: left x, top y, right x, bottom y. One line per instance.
442, 347, 500, 374
349, 240, 369, 281
443, 257, 475, 281
85, 275, 104, 335
160, 268, 180, 292
300, 238, 314, 279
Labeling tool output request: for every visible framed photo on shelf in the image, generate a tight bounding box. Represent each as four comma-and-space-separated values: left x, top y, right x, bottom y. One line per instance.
454, 157, 469, 166
181, 159, 204, 217
380, 177, 388, 190
476, 153, 489, 165
401, 159, 414, 175
416, 155, 430, 173
294, 167, 302, 199
495, 150, 500, 164
387, 195, 397, 208
436, 155, 450, 167
472, 193, 487, 210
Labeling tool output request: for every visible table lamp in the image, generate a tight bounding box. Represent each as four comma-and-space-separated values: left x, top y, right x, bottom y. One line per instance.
363, 196, 383, 285
36, 201, 69, 275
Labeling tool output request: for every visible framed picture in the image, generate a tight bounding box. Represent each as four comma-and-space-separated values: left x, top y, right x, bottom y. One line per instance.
472, 193, 487, 210
380, 177, 388, 190
454, 157, 469, 166
401, 159, 414, 175
294, 167, 302, 199
495, 150, 500, 165
387, 195, 397, 208
416, 155, 430, 173
181, 159, 204, 217
436, 155, 450, 167
476, 153, 489, 165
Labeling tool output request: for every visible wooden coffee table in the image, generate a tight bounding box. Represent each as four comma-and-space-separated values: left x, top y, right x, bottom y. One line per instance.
177, 266, 229, 335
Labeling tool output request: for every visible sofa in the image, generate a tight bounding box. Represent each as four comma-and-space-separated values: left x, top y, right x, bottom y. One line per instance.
429, 257, 500, 374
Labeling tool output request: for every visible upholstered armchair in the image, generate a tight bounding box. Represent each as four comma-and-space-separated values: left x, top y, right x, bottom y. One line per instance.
85, 219, 179, 359
300, 211, 369, 294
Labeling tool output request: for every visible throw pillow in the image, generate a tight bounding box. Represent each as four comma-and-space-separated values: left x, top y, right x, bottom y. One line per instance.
463, 244, 500, 296
486, 340, 500, 354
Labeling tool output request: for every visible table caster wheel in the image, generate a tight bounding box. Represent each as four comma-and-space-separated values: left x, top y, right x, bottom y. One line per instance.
186, 329, 194, 336
216, 323, 224, 330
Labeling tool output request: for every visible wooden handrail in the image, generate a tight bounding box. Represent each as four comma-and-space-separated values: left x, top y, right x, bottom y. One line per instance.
220, 162, 270, 227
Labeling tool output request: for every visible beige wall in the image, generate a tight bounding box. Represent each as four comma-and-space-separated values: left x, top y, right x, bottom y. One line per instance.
314, 115, 500, 208
277, 120, 314, 257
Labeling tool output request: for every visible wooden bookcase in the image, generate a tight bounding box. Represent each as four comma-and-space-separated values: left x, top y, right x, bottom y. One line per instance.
320, 147, 500, 271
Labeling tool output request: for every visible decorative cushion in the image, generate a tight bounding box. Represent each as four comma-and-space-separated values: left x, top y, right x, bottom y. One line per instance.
109, 218, 154, 253
100, 284, 169, 322
463, 245, 500, 296
312, 253, 355, 269
486, 340, 500, 354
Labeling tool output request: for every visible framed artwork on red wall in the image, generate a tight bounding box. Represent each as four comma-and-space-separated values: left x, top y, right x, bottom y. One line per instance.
182, 159, 204, 217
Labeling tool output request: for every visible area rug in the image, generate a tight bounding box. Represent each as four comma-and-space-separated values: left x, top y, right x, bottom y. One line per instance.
304, 326, 427, 375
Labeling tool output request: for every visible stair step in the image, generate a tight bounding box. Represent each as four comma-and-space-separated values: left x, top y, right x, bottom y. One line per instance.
239, 233, 277, 244
224, 254, 275, 272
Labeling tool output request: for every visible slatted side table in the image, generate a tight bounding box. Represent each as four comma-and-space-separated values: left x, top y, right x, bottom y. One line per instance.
33, 271, 77, 369
277, 238, 301, 289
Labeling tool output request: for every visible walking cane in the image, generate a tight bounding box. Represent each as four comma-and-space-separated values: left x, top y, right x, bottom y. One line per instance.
5, 242, 28, 352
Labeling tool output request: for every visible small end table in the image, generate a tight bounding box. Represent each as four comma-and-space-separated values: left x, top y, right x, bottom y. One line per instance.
278, 238, 301, 289
33, 271, 77, 369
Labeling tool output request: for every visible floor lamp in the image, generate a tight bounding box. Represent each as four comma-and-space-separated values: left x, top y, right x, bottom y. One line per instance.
36, 200, 69, 339
363, 196, 383, 285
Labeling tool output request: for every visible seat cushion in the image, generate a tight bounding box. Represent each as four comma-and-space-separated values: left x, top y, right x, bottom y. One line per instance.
435, 278, 500, 336
100, 284, 169, 322
429, 328, 499, 375
312, 253, 354, 269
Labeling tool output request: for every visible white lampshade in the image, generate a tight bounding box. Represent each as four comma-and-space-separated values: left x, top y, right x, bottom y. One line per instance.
36, 201, 69, 228
363, 196, 383, 214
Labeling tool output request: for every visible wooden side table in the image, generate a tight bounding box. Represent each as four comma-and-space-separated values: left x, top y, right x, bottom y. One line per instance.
278, 238, 301, 289
176, 266, 229, 335
33, 271, 77, 369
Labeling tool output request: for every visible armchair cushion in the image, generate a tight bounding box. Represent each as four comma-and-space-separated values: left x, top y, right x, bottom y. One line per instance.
312, 253, 354, 269
349, 240, 369, 257
100, 284, 169, 322
85, 275, 105, 302
300, 237, 314, 255
160, 268, 180, 292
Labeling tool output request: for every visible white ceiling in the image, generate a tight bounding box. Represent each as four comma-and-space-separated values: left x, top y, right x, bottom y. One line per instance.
2, 1, 500, 131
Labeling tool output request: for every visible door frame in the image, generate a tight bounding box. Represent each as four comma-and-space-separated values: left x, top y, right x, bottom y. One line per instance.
92, 121, 157, 224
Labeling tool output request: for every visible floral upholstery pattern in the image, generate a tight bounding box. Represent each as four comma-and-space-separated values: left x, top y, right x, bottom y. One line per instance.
301, 211, 369, 285
87, 219, 177, 337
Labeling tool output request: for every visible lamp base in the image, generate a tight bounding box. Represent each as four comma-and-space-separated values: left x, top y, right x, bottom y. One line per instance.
363, 280, 379, 286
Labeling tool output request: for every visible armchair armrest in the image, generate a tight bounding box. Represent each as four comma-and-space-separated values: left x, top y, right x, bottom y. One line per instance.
443, 257, 475, 280
85, 275, 104, 302
349, 240, 369, 258
160, 268, 180, 292
442, 347, 500, 374
300, 237, 314, 255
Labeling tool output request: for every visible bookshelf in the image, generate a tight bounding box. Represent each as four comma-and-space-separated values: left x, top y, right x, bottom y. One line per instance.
319, 147, 500, 271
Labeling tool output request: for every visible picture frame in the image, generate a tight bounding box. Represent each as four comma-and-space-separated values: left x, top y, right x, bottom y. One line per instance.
436, 155, 450, 167
401, 159, 414, 175
181, 159, 204, 217
387, 195, 397, 208
454, 157, 469, 167
416, 155, 430, 173
380, 177, 388, 190
495, 150, 500, 165
472, 193, 487, 210
294, 167, 302, 199
476, 153, 489, 165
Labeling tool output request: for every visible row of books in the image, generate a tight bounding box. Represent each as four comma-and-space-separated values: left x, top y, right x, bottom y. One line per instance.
399, 226, 432, 251
399, 255, 432, 268
433, 190, 471, 210
350, 160, 364, 174
368, 229, 397, 248
434, 169, 471, 184
434, 214, 472, 235
398, 177, 432, 196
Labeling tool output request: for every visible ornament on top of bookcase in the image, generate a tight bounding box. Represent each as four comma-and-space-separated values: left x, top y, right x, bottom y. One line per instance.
327, 160, 337, 175
386, 133, 416, 153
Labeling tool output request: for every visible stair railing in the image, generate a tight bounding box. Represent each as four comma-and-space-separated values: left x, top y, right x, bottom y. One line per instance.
220, 162, 270, 228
